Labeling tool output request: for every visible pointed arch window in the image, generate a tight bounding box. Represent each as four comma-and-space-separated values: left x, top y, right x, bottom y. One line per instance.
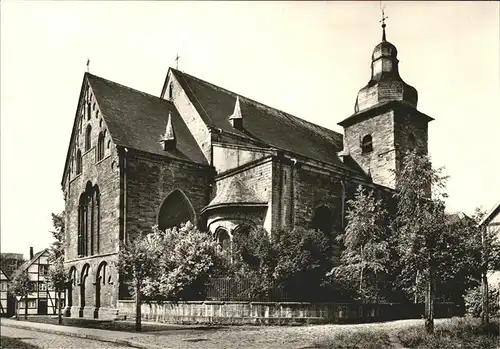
85, 125, 92, 151
76, 150, 82, 175
157, 189, 195, 231
97, 132, 105, 161
361, 134, 373, 154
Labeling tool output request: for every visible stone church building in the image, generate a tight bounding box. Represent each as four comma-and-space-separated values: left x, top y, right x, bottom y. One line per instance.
61, 25, 433, 318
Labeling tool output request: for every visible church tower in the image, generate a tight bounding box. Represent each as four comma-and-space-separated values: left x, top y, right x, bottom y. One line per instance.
338, 16, 433, 189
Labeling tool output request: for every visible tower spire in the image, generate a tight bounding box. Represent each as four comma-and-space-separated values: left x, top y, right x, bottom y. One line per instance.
379, 3, 388, 41
161, 111, 176, 150
229, 95, 244, 130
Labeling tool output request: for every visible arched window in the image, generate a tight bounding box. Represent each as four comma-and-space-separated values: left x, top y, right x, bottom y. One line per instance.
311, 205, 334, 235
158, 189, 195, 231
168, 83, 173, 100
215, 228, 231, 256
361, 135, 373, 154
97, 132, 105, 161
87, 102, 91, 120
76, 150, 82, 175
85, 125, 92, 151
78, 183, 101, 257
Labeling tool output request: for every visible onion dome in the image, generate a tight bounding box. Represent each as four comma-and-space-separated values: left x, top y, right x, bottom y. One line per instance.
354, 20, 418, 113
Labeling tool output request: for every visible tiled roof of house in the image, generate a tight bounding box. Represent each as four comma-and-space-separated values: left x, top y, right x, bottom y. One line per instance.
170, 69, 351, 170
479, 201, 500, 227
11, 249, 47, 279
86, 73, 208, 165
0, 267, 9, 281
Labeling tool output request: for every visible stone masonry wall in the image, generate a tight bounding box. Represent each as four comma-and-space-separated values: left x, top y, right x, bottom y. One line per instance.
125, 154, 213, 240
343, 110, 396, 188
207, 159, 273, 234
63, 80, 122, 313
394, 111, 429, 184
166, 73, 212, 163
292, 165, 343, 232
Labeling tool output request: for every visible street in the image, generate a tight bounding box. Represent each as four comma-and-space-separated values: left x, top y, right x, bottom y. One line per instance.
0, 326, 132, 349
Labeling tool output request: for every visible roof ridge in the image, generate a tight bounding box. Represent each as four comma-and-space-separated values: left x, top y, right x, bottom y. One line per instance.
86, 73, 169, 104
171, 69, 342, 140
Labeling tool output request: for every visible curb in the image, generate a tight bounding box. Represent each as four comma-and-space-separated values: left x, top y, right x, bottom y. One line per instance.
1, 321, 165, 349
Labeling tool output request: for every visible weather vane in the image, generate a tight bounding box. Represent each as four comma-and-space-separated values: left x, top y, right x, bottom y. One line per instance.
379, 2, 388, 41
86, 58, 90, 73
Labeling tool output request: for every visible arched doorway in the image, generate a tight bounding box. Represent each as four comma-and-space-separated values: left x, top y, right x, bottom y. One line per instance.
79, 264, 90, 317
157, 189, 195, 230
95, 261, 107, 310
67, 267, 77, 307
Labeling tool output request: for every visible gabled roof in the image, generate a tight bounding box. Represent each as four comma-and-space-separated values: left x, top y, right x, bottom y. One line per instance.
12, 249, 48, 279
479, 200, 500, 227
86, 73, 208, 165
169, 69, 351, 170
0, 267, 9, 281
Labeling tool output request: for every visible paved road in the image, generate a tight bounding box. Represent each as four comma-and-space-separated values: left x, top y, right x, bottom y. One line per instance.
0, 326, 133, 349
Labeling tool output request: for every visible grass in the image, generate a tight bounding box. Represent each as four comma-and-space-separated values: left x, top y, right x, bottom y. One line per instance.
311, 329, 392, 349
0, 336, 42, 349
396, 317, 499, 349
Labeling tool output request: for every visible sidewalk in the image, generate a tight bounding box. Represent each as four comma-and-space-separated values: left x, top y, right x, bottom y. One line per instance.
0, 318, 164, 349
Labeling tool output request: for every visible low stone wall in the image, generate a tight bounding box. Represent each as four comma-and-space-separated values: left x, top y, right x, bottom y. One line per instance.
117, 300, 455, 325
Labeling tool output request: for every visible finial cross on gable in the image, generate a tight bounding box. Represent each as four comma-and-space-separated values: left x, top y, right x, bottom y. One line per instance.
175, 54, 180, 70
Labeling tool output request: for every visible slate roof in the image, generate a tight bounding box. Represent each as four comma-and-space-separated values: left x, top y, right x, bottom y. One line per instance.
202, 177, 267, 213
170, 69, 351, 170
86, 73, 208, 165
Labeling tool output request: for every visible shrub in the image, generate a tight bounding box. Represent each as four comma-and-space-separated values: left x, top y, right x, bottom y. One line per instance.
464, 286, 500, 318
397, 317, 499, 349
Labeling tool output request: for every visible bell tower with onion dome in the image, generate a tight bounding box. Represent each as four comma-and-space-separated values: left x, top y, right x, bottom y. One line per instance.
338, 12, 434, 189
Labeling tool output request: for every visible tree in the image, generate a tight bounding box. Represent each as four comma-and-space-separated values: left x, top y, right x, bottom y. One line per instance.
470, 208, 500, 324
230, 227, 278, 300
144, 222, 223, 301
274, 226, 338, 301
47, 257, 67, 324
49, 212, 65, 261
118, 229, 162, 331
333, 186, 391, 303
9, 270, 31, 320
393, 150, 449, 333
47, 211, 67, 324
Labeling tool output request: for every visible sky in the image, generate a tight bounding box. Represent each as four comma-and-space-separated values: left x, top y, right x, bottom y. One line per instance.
1, 1, 499, 258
